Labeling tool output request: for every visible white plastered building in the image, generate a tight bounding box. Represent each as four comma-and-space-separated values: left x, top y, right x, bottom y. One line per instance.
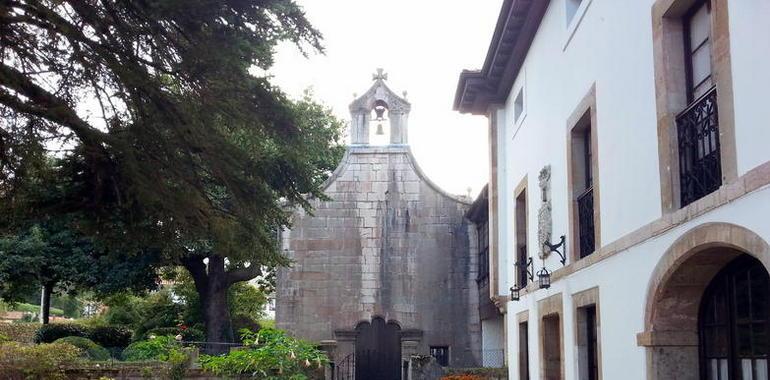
455, 0, 770, 379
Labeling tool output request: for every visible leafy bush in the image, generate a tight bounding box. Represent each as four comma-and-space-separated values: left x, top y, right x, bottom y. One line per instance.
35, 323, 88, 343
199, 328, 328, 380
0, 341, 81, 379
145, 325, 204, 342
89, 326, 133, 348
122, 335, 181, 362
231, 315, 261, 342
145, 327, 179, 339
0, 333, 8, 343
54, 336, 111, 361
0, 322, 40, 343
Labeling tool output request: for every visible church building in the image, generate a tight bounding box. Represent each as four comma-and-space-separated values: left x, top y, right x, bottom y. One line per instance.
276, 71, 482, 378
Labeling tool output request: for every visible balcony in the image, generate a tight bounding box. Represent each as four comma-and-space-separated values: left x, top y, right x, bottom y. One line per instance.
577, 187, 595, 258
677, 87, 721, 207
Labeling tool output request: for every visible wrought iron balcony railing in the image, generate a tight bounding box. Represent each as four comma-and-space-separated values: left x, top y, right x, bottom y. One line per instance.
677, 87, 721, 207
577, 186, 595, 258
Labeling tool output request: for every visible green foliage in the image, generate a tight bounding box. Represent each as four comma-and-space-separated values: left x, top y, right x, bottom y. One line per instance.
0, 322, 40, 343
259, 319, 277, 329
0, 333, 8, 343
122, 335, 182, 362
89, 326, 133, 348
0, 341, 82, 379
35, 323, 88, 343
229, 282, 269, 321
1, 0, 344, 346
54, 336, 111, 361
199, 328, 328, 380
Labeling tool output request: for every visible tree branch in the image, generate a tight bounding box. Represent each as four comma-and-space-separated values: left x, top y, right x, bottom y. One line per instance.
0, 63, 109, 146
227, 264, 262, 285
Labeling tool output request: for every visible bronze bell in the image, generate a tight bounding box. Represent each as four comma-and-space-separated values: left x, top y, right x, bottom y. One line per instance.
375, 123, 384, 135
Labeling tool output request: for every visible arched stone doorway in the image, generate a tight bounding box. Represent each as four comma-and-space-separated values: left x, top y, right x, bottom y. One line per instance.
641, 223, 770, 380
355, 317, 401, 380
699, 254, 770, 379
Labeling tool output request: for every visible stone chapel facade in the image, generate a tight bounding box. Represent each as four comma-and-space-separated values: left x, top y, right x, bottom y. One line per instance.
276, 72, 482, 375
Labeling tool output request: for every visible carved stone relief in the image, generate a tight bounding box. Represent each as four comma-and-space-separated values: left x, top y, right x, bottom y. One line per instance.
537, 165, 552, 259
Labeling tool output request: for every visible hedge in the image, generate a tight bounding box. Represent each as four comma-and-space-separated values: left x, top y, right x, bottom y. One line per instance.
0, 323, 41, 343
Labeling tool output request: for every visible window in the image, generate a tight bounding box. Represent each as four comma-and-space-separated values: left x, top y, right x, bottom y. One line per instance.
570, 111, 596, 258
515, 189, 528, 287
677, 1, 721, 207
652, 0, 735, 213
477, 221, 489, 285
543, 314, 562, 380
519, 321, 530, 380
699, 255, 770, 380
684, 2, 713, 102
513, 87, 525, 124
430, 346, 450, 367
566, 0, 584, 25
577, 305, 599, 380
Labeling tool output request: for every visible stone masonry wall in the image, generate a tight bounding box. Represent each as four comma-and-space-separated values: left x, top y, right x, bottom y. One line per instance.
276, 145, 481, 367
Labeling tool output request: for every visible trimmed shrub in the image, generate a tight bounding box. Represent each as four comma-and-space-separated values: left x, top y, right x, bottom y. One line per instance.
35, 323, 88, 343
0, 341, 81, 379
89, 326, 133, 348
0, 322, 40, 343
122, 335, 180, 362
54, 336, 111, 361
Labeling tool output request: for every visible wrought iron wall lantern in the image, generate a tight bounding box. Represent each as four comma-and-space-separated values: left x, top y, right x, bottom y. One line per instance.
543, 235, 567, 266
510, 257, 534, 301
536, 235, 566, 290
510, 285, 521, 301
537, 267, 551, 289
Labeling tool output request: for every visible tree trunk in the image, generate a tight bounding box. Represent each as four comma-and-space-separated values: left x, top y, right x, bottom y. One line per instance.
39, 283, 53, 324
183, 255, 234, 355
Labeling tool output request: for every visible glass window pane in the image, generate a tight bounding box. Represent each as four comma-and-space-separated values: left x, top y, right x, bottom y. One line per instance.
751, 269, 769, 320
691, 43, 712, 89
757, 360, 768, 380
722, 359, 730, 380
689, 4, 711, 50
737, 274, 751, 319
709, 359, 718, 380
739, 323, 753, 356
753, 323, 768, 355
742, 358, 754, 380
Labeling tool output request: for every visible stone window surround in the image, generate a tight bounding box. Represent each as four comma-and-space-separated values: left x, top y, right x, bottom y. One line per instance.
539, 293, 564, 380
652, 0, 737, 213
572, 287, 602, 380
566, 83, 601, 263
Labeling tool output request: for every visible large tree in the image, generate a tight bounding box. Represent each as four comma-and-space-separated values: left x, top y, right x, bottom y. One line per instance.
0, 156, 161, 323
0, 0, 343, 351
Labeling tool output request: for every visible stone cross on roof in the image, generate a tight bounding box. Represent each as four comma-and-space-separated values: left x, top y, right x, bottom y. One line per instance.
372, 68, 388, 81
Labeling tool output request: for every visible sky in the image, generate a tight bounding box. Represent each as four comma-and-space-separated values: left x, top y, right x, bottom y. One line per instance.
268, 1, 502, 198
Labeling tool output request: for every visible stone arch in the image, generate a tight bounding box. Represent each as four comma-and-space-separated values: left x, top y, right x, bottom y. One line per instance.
641, 222, 770, 380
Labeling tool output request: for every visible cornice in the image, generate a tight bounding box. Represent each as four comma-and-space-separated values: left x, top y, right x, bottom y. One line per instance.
454, 0, 550, 115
